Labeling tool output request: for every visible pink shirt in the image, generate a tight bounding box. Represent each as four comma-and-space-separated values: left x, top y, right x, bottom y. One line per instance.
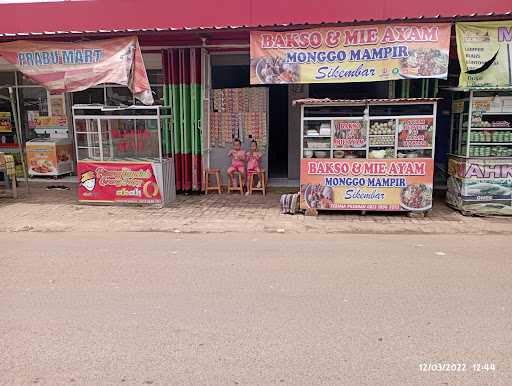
229, 149, 246, 168
247, 151, 262, 171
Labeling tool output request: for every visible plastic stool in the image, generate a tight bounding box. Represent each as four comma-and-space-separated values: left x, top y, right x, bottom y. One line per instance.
205, 168, 222, 194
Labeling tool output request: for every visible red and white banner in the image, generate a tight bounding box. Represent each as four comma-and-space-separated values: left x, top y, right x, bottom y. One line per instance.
0, 36, 153, 105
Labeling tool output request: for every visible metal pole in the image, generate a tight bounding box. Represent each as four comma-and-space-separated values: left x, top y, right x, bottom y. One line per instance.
97, 118, 104, 161
157, 107, 163, 161
201, 45, 211, 170
432, 101, 437, 159
466, 90, 473, 158
8, 87, 29, 194
133, 118, 138, 158
449, 101, 454, 154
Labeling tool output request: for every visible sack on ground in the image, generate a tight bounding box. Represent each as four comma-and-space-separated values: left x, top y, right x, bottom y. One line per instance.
280, 193, 300, 215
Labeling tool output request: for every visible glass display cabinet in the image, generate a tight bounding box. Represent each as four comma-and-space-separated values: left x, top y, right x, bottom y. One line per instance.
73, 105, 176, 206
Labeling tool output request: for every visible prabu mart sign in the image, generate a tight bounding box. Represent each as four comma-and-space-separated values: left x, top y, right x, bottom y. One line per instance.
0, 36, 154, 105
250, 23, 451, 84
77, 161, 162, 205
300, 158, 434, 211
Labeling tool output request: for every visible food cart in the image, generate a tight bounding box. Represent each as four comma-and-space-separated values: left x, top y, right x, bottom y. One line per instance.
295, 98, 438, 214
73, 104, 176, 206
447, 89, 512, 215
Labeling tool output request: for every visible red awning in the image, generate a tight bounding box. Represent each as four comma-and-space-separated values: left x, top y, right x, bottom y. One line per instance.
0, 0, 510, 37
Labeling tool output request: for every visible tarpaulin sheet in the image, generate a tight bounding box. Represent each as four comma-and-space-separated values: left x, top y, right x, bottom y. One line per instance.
0, 36, 153, 105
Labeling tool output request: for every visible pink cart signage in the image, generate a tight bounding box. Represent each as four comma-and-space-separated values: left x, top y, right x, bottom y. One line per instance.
77, 161, 162, 204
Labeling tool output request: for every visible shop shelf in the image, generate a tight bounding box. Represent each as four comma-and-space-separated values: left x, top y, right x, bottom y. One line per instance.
469, 155, 512, 158
469, 142, 512, 145
369, 144, 394, 147
481, 112, 512, 115
470, 127, 512, 131
397, 147, 432, 150
303, 135, 331, 138
332, 148, 367, 151
0, 147, 21, 153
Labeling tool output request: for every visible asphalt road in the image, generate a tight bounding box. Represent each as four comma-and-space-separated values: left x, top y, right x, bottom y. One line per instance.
0, 233, 511, 386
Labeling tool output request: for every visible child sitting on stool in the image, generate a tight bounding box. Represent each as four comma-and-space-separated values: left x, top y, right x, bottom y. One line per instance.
246, 140, 263, 192
227, 138, 246, 188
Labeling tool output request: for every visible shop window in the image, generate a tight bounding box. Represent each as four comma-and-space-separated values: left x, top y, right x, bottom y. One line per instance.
18, 72, 39, 86
147, 69, 163, 85
309, 82, 389, 100
394, 79, 447, 99
73, 88, 105, 105
212, 65, 250, 89
106, 86, 134, 106
304, 105, 365, 117
151, 86, 164, 105
0, 88, 11, 111
141, 54, 163, 105
0, 71, 15, 85
17, 87, 48, 141
133, 85, 163, 106
211, 53, 251, 89
369, 104, 434, 116
408, 80, 423, 98
211, 54, 249, 66
146, 68, 164, 105
0, 88, 15, 147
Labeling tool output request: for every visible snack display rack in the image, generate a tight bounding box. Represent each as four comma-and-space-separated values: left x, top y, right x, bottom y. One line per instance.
296, 98, 438, 213
447, 89, 512, 215
300, 99, 436, 161
206, 87, 270, 179
73, 104, 176, 206
209, 87, 268, 148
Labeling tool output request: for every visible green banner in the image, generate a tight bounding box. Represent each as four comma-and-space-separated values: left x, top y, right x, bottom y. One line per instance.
456, 21, 512, 88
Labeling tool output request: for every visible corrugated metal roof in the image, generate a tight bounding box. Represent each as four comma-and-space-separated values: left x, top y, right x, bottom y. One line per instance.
293, 98, 440, 106
0, 12, 510, 39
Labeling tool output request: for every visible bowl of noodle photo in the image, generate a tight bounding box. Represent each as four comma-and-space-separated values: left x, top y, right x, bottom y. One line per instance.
303, 184, 334, 209
400, 183, 433, 211
399, 48, 448, 78
255, 56, 299, 84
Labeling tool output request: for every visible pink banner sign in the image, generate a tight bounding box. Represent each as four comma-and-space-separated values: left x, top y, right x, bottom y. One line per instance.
0, 36, 153, 105
78, 161, 162, 204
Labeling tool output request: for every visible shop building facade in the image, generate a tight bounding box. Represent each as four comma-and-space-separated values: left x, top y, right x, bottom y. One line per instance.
0, 1, 510, 197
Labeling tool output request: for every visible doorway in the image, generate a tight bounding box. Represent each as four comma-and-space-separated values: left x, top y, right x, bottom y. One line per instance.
268, 85, 289, 178
209, 53, 291, 179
